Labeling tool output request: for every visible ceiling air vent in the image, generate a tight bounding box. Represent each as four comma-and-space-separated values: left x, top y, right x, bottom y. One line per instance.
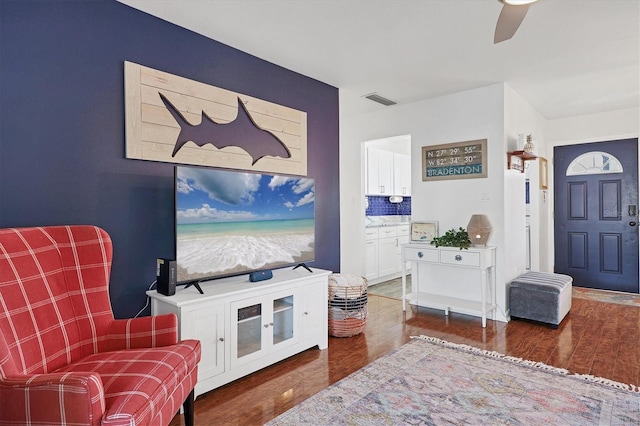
363, 93, 397, 106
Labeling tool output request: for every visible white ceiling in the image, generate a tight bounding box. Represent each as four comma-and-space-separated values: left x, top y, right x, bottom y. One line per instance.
118, 0, 639, 120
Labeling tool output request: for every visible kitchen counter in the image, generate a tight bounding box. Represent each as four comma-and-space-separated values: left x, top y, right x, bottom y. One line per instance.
366, 222, 410, 228
365, 216, 411, 228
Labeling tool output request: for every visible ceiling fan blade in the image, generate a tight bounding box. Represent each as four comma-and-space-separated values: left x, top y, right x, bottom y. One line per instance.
494, 4, 530, 44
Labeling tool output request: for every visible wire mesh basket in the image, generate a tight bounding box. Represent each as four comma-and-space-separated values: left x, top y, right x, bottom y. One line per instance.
328, 274, 368, 337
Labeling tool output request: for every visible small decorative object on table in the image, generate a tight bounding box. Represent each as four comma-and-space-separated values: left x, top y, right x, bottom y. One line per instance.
466, 214, 492, 247
430, 227, 471, 250
410, 221, 439, 243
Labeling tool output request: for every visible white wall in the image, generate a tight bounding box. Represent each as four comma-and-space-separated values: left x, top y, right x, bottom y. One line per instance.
504, 85, 550, 273
341, 83, 516, 322
340, 86, 639, 324
547, 108, 639, 146
364, 134, 411, 155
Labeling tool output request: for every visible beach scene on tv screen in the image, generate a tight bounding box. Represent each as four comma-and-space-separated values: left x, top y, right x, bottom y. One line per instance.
176, 167, 315, 282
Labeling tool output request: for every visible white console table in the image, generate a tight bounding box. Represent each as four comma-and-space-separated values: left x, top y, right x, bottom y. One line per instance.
401, 244, 496, 327
147, 267, 331, 397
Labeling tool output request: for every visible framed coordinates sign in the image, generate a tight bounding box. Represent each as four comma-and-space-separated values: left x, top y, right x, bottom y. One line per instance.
422, 139, 488, 181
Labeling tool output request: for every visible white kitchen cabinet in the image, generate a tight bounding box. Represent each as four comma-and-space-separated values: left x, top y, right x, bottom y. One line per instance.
378, 226, 397, 239
378, 235, 399, 276
147, 267, 330, 397
367, 148, 411, 196
393, 153, 411, 196
397, 224, 410, 238
365, 224, 411, 283
364, 227, 379, 281
366, 147, 394, 195
365, 227, 379, 241
397, 225, 411, 273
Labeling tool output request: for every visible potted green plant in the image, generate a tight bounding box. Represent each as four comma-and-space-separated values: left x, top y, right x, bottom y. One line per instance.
430, 227, 471, 250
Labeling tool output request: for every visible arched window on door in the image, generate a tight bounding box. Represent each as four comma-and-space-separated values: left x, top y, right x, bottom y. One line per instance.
566, 151, 623, 176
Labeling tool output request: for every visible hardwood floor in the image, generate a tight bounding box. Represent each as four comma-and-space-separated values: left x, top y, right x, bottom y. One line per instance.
170, 293, 640, 425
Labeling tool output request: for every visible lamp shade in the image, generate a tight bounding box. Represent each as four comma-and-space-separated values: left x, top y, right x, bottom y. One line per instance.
467, 214, 491, 247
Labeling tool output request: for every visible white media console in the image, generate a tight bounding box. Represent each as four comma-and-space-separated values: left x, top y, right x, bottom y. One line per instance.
147, 267, 331, 397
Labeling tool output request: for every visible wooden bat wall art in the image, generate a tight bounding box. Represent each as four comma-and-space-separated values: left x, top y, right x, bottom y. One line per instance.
124, 61, 307, 175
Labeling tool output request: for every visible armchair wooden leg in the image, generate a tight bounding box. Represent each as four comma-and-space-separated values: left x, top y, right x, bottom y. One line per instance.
183, 389, 195, 426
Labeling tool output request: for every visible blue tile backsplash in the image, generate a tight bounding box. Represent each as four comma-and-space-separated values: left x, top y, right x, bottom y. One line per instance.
366, 196, 411, 216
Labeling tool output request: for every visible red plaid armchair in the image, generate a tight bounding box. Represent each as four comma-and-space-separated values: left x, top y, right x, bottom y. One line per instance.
0, 226, 201, 425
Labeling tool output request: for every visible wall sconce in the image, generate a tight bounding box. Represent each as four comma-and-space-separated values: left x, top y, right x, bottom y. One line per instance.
467, 214, 492, 247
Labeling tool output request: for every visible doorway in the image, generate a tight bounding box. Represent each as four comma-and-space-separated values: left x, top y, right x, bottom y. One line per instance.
362, 134, 412, 284
554, 139, 639, 293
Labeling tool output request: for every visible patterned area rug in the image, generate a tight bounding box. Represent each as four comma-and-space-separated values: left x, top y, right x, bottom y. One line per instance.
267, 336, 639, 425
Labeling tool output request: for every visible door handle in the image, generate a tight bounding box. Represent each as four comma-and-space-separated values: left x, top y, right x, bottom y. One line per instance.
630, 221, 637, 227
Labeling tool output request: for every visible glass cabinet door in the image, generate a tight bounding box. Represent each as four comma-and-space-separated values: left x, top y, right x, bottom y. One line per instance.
272, 294, 294, 346
230, 288, 299, 368
236, 302, 263, 360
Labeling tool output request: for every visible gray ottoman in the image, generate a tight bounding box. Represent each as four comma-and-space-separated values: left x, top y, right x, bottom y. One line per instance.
509, 271, 572, 328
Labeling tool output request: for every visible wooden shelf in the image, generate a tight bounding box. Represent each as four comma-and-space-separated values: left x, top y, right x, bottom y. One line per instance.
405, 291, 496, 318
508, 150, 538, 173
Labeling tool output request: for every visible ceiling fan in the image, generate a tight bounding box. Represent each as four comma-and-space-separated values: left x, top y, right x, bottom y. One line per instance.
494, 0, 540, 44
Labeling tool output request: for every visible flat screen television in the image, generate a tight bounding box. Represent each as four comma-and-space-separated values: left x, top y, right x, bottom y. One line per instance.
175, 165, 315, 284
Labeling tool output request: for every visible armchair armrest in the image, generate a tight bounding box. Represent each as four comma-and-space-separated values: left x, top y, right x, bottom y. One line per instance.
0, 372, 105, 426
102, 314, 178, 352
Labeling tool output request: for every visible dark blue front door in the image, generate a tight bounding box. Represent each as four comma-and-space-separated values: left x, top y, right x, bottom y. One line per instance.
554, 139, 639, 293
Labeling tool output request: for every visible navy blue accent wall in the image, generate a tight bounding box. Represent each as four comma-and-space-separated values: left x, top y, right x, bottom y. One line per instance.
0, 0, 340, 318
366, 196, 412, 216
